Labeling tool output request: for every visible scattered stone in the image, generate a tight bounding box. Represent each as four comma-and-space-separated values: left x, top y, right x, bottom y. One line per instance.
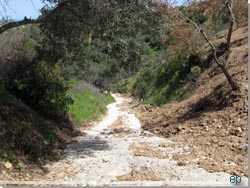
218, 142, 225, 147
176, 126, 183, 131
159, 143, 168, 148
177, 161, 187, 166
102, 159, 109, 163
238, 144, 248, 151
237, 127, 242, 133
206, 142, 211, 146
3, 162, 12, 169
204, 126, 209, 131
200, 122, 206, 127
229, 127, 242, 136
95, 136, 101, 140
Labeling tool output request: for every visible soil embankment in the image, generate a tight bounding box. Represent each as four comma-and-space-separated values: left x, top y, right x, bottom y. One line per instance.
130, 27, 248, 177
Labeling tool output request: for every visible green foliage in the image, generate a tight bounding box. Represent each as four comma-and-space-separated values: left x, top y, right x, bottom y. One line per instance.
132, 69, 154, 99
0, 89, 59, 162
39, 123, 57, 142
1, 152, 21, 170
131, 53, 198, 106
7, 60, 72, 122
68, 81, 114, 126
181, 5, 230, 35
6, 122, 25, 139
39, 0, 166, 90
24, 39, 37, 59
181, 8, 208, 24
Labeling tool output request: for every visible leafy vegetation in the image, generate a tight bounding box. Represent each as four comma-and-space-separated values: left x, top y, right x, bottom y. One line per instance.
68, 80, 114, 126
38, 0, 166, 91
0, 88, 58, 164
118, 53, 197, 106
0, 0, 247, 169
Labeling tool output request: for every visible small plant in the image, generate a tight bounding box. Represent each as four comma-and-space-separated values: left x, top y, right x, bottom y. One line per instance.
2, 152, 21, 170
39, 124, 57, 142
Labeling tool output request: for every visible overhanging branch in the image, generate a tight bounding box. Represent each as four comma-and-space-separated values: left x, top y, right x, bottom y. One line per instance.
0, 18, 40, 35
0, 0, 73, 35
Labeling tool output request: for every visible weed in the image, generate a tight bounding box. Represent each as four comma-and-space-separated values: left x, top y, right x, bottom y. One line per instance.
1, 152, 21, 170
68, 81, 114, 126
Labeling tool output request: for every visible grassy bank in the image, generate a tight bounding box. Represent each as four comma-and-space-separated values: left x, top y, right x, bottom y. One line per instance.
67, 80, 114, 126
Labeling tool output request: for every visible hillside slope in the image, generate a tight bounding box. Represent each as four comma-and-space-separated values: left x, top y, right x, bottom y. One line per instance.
130, 26, 248, 177
0, 81, 114, 180
0, 88, 79, 180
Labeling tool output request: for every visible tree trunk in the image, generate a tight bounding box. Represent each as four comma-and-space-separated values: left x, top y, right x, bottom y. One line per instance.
178, 13, 239, 91
217, 62, 238, 91
225, 0, 235, 51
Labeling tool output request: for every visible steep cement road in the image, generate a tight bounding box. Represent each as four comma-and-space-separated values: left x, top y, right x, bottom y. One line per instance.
1, 94, 248, 186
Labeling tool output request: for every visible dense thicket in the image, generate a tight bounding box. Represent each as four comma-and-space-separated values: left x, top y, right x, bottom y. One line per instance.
39, 0, 167, 89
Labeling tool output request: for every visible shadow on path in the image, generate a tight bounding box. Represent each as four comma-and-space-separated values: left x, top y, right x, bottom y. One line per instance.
65, 138, 110, 158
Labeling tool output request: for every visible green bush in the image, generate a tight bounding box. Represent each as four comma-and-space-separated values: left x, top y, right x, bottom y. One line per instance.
132, 68, 154, 99
7, 60, 72, 122
131, 53, 197, 106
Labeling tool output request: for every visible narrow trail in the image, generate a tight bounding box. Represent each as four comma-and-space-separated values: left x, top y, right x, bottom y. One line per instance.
1, 94, 248, 186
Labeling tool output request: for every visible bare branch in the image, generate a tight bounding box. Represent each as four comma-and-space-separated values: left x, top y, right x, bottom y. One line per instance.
178, 14, 218, 62
0, 0, 70, 35
225, 0, 235, 50
177, 12, 239, 90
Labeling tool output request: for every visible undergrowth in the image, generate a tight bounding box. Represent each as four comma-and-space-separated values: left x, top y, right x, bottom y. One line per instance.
67, 80, 114, 126
0, 88, 58, 167
116, 53, 200, 106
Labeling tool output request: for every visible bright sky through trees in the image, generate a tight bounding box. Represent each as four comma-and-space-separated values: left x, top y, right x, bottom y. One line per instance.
0, 0, 185, 20
0, 0, 44, 19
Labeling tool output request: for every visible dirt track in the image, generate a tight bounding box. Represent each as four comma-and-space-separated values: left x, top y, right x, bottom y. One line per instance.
1, 94, 247, 186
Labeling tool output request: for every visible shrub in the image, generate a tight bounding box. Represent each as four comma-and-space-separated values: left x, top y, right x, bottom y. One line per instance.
7, 60, 72, 122
132, 68, 154, 99
131, 53, 198, 106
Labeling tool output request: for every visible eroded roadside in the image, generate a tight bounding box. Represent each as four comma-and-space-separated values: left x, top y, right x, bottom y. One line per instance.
0, 94, 248, 186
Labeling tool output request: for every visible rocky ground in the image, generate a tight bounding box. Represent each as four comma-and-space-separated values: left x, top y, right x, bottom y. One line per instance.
0, 94, 248, 186
130, 27, 248, 178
